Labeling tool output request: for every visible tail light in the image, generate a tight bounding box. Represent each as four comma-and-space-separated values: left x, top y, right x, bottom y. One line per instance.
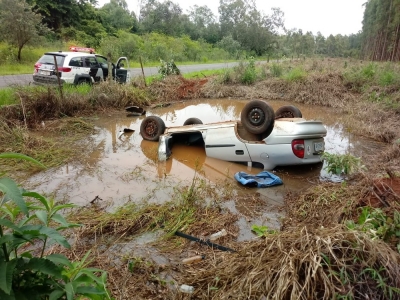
57, 67, 71, 72
291, 139, 305, 158
34, 63, 41, 73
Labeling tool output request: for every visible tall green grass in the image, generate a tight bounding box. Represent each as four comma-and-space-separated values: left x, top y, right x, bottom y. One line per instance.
283, 67, 307, 82
0, 88, 17, 105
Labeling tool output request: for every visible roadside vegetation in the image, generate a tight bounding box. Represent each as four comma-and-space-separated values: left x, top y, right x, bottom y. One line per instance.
0, 57, 400, 299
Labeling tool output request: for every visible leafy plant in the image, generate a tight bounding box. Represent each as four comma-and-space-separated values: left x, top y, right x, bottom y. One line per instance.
346, 207, 400, 252
251, 224, 276, 237
158, 59, 180, 78
322, 152, 365, 176
0, 153, 110, 299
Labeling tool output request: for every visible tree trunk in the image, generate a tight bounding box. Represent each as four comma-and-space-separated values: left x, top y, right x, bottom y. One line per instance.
17, 46, 22, 61
390, 24, 400, 61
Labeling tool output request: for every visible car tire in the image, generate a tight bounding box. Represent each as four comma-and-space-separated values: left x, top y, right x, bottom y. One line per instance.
140, 116, 166, 141
275, 105, 302, 119
77, 78, 91, 85
240, 99, 275, 134
183, 118, 203, 125
259, 120, 275, 140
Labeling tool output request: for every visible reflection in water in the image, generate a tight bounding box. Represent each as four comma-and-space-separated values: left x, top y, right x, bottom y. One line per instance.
24, 99, 383, 239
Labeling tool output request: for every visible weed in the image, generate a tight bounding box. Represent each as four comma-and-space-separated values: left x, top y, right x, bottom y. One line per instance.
379, 70, 396, 86
284, 67, 307, 82
346, 207, 400, 252
251, 224, 277, 237
270, 63, 283, 77
240, 56, 257, 85
158, 59, 181, 79
219, 69, 233, 84
322, 152, 365, 176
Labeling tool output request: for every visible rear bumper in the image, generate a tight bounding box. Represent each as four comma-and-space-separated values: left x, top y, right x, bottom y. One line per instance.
33, 74, 65, 85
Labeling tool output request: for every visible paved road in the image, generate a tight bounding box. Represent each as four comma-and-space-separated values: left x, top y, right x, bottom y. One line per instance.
0, 62, 240, 88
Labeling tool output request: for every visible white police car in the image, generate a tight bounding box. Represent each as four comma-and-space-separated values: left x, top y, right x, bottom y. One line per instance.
33, 46, 131, 85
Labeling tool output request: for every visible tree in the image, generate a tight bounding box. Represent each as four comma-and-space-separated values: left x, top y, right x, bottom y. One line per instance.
0, 0, 47, 61
99, 0, 137, 34
218, 0, 283, 55
186, 5, 219, 42
26, 0, 98, 34
139, 0, 184, 36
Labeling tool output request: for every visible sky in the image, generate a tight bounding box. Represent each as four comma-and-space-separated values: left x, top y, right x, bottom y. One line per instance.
97, 0, 366, 37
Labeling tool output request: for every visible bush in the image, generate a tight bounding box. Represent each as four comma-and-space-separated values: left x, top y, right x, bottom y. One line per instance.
240, 56, 256, 84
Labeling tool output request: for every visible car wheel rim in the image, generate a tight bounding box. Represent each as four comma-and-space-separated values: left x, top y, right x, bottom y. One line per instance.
248, 108, 265, 126
145, 121, 157, 137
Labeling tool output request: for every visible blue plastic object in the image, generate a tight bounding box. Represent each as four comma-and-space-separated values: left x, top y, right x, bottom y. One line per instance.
234, 171, 283, 188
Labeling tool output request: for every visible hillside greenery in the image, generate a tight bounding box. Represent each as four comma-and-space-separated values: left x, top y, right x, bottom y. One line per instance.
0, 0, 365, 68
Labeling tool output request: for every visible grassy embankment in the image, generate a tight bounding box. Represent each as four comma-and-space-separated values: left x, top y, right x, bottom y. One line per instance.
1, 58, 400, 299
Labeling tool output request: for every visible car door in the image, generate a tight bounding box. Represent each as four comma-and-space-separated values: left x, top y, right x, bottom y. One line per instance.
114, 57, 131, 83
204, 126, 251, 163
83, 56, 103, 82
95, 55, 109, 80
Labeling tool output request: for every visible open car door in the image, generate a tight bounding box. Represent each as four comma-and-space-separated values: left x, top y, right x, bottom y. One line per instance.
114, 57, 131, 83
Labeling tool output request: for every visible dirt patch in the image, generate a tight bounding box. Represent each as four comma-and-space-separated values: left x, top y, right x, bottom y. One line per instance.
360, 177, 400, 208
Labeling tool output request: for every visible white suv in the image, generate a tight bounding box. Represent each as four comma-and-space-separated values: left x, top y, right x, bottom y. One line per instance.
33, 50, 131, 85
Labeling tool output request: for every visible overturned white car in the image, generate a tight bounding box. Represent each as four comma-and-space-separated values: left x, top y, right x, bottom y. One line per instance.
140, 100, 327, 170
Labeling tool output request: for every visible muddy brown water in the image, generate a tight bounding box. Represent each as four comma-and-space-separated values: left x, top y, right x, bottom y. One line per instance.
24, 99, 384, 241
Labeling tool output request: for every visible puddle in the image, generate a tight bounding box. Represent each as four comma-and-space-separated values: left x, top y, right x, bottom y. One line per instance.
24, 99, 385, 241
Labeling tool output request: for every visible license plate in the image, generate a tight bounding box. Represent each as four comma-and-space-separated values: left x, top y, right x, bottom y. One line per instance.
39, 70, 51, 76
314, 142, 324, 152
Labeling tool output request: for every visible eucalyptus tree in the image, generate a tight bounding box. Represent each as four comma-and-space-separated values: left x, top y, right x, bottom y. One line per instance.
218, 0, 284, 55
186, 5, 220, 42
315, 32, 326, 55
361, 0, 400, 61
0, 0, 48, 61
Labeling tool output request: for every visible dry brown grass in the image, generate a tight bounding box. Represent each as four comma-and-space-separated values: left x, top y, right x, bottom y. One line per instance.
173, 227, 400, 300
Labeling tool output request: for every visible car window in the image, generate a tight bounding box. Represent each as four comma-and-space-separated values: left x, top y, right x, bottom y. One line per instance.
38, 54, 65, 66
96, 56, 107, 64
83, 56, 99, 68
69, 57, 83, 67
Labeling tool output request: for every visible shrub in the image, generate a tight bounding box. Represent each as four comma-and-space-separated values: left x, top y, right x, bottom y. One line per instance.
240, 56, 257, 84
0, 153, 111, 299
158, 59, 181, 78
322, 152, 365, 176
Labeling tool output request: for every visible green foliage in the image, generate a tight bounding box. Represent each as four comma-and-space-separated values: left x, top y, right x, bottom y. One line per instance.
283, 67, 307, 82
270, 63, 283, 77
240, 56, 257, 84
361, 63, 376, 79
346, 207, 400, 253
251, 224, 277, 237
158, 59, 181, 78
0, 89, 17, 106
0, 0, 48, 61
0, 153, 110, 299
322, 152, 364, 176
